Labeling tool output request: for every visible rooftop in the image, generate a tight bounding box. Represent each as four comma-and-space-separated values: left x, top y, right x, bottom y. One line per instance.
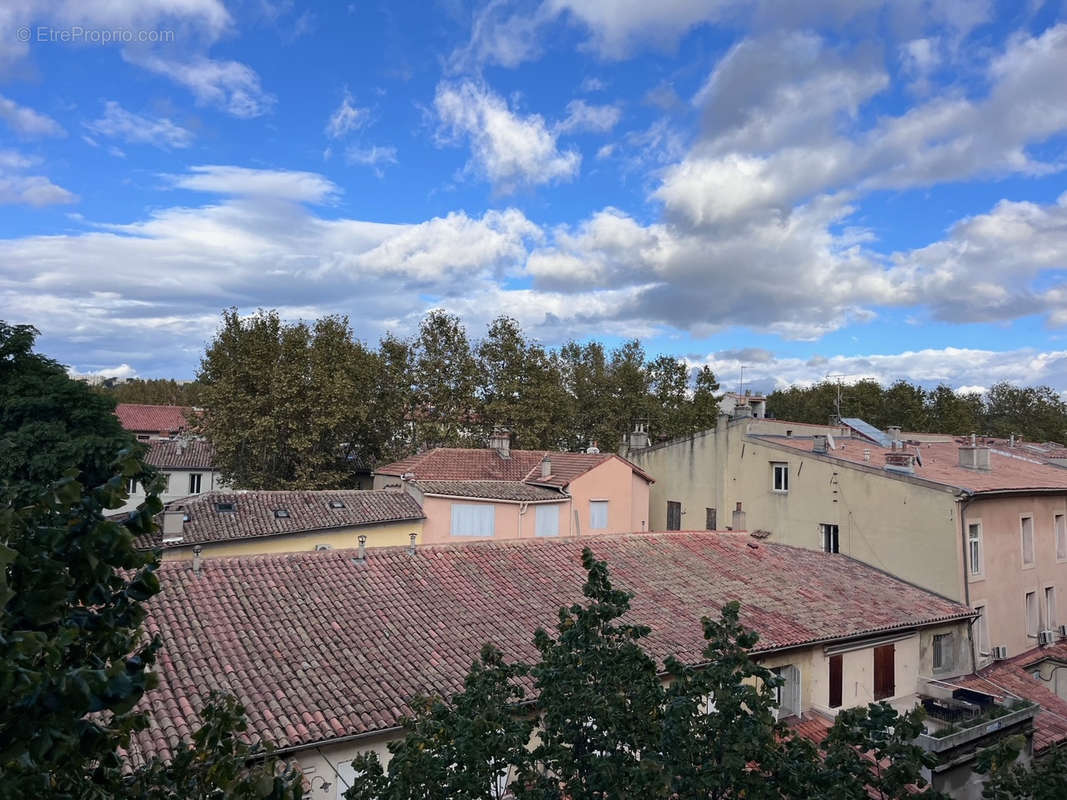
135, 489, 424, 549
754, 435, 1067, 494
144, 438, 216, 471
116, 403, 194, 433
133, 531, 972, 760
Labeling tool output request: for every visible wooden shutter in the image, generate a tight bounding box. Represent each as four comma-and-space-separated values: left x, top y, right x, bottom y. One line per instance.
705, 507, 716, 530
828, 654, 843, 708
666, 501, 681, 531
874, 645, 895, 700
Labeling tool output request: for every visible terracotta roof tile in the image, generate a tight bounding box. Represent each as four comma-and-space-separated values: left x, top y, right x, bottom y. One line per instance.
116, 403, 195, 433
413, 480, 565, 501
756, 436, 1067, 493
136, 490, 424, 549
145, 439, 216, 470
135, 532, 972, 759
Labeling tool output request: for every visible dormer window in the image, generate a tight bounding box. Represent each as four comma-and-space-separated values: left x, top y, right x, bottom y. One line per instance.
329, 500, 346, 509
274, 508, 290, 518
216, 502, 236, 513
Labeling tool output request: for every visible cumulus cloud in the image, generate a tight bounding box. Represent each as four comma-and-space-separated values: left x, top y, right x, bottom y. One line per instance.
325, 89, 369, 138
84, 101, 194, 150
434, 80, 580, 193
555, 99, 621, 134
0, 149, 76, 206
0, 95, 65, 138
127, 53, 275, 118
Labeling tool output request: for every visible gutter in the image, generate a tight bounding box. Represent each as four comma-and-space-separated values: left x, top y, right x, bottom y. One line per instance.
957, 490, 979, 674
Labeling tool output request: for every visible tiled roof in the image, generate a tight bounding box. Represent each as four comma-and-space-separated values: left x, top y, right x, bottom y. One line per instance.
134, 532, 972, 759
116, 403, 194, 433
375, 447, 653, 490
145, 439, 216, 470
414, 480, 565, 501
953, 643, 1067, 754
755, 436, 1067, 494
135, 490, 424, 549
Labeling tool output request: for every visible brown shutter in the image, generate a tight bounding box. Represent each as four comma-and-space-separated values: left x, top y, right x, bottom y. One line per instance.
874, 645, 895, 700
828, 654, 843, 708
705, 507, 716, 530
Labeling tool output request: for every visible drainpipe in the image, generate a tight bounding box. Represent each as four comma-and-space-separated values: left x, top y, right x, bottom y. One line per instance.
957, 491, 978, 673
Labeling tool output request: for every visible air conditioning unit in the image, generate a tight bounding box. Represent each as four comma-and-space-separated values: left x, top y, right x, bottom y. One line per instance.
1039, 630, 1056, 646
991, 645, 1008, 661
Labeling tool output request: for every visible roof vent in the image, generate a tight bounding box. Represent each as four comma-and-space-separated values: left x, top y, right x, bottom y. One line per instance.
812, 434, 828, 454
884, 452, 915, 474
887, 425, 902, 443
274, 508, 290, 518
215, 502, 236, 513
329, 500, 346, 509
959, 444, 991, 471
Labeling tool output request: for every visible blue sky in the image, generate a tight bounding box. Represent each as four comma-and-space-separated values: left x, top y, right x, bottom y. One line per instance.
2, 1, 1067, 396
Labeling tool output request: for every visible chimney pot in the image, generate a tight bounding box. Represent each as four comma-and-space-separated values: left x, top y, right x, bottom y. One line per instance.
192, 545, 203, 574
357, 535, 367, 561
408, 532, 417, 556
489, 428, 511, 457
541, 456, 552, 478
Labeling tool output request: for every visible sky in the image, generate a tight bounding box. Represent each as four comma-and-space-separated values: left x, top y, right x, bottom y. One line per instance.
1, 0, 1067, 396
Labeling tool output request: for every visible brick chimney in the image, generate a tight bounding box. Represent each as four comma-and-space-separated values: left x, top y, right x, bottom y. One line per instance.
489, 427, 511, 458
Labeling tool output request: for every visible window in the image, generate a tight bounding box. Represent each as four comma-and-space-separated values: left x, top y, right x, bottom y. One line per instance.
589, 500, 608, 530
216, 502, 236, 513
828, 654, 843, 708
666, 501, 681, 531
705, 507, 717, 530
1026, 591, 1039, 637
967, 523, 983, 576
1022, 516, 1035, 566
932, 633, 954, 671
1046, 586, 1057, 631
136, 434, 150, 441
535, 505, 560, 537
873, 644, 895, 700
820, 523, 839, 554
772, 462, 789, 492
274, 508, 290, 518
189, 473, 202, 494
1056, 514, 1066, 561
770, 665, 800, 719
126, 477, 137, 494
450, 503, 495, 537
974, 605, 989, 655
329, 500, 346, 509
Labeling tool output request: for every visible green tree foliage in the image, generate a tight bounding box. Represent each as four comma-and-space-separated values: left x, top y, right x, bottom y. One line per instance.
976, 737, 1067, 799
342, 549, 945, 800
95, 378, 205, 407
767, 379, 1067, 441
411, 310, 480, 449
0, 322, 139, 506
690, 366, 722, 432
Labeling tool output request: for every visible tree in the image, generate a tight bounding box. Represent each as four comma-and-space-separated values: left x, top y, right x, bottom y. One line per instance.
411, 310, 479, 449
882, 381, 927, 432
976, 737, 1067, 799
0, 322, 138, 506
690, 366, 721, 433
608, 340, 652, 451
647, 355, 692, 442
344, 645, 533, 800
96, 379, 205, 406
557, 341, 615, 452
926, 384, 981, 435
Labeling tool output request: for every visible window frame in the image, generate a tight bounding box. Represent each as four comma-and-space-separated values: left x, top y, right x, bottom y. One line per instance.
932, 633, 954, 672
967, 521, 984, 579
820, 523, 840, 554
189, 472, 202, 494
449, 503, 496, 538
534, 504, 560, 537
873, 644, 895, 701
974, 604, 989, 656
1055, 513, 1067, 563
666, 500, 681, 531
589, 500, 609, 531
1026, 590, 1039, 637
771, 462, 789, 493
1045, 585, 1057, 632
1021, 514, 1035, 568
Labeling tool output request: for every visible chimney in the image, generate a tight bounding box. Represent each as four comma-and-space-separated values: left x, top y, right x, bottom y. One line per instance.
408, 532, 417, 556
1010, 433, 1015, 448
356, 534, 367, 561
959, 443, 992, 471
863, 448, 871, 463
541, 455, 552, 478
489, 428, 511, 458
192, 545, 203, 574
586, 440, 600, 454
732, 404, 753, 420
812, 434, 828, 454
887, 425, 902, 443
162, 509, 185, 538
732, 501, 746, 531
628, 420, 650, 450
884, 451, 915, 473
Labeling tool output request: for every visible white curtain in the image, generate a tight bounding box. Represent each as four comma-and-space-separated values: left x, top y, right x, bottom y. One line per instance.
450, 503, 495, 537
589, 500, 608, 530
535, 505, 560, 536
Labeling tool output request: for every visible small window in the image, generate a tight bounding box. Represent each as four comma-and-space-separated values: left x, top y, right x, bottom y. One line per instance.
329, 500, 346, 509
589, 500, 608, 530
974, 605, 989, 655
535, 505, 560, 537
666, 501, 681, 531
874, 644, 895, 700
772, 462, 789, 492
967, 523, 983, 576
136, 434, 150, 441
1045, 586, 1057, 631
1021, 516, 1035, 566
216, 502, 236, 513
705, 507, 717, 530
450, 503, 495, 537
274, 508, 290, 518
828, 653, 843, 708
189, 473, 202, 494
820, 523, 839, 554
1026, 591, 1039, 636
932, 633, 953, 671
1057, 514, 1067, 561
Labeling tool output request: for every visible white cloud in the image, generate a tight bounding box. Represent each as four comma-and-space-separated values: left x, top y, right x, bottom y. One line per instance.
69, 363, 138, 379
325, 89, 369, 138
167, 165, 339, 203
0, 149, 75, 206
84, 101, 194, 149
0, 95, 65, 137
125, 53, 275, 118
449, 0, 550, 71
555, 99, 621, 134
434, 80, 580, 193
344, 145, 398, 176
580, 76, 607, 92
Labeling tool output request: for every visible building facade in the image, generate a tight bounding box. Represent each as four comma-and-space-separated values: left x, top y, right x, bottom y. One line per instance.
116, 438, 225, 514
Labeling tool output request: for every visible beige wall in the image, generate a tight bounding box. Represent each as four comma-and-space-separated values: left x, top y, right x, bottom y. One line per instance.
568, 457, 651, 536
117, 467, 225, 514
416, 493, 571, 544
161, 520, 423, 560
966, 494, 1067, 663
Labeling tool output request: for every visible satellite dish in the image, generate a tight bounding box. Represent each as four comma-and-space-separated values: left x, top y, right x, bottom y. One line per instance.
826, 433, 836, 450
